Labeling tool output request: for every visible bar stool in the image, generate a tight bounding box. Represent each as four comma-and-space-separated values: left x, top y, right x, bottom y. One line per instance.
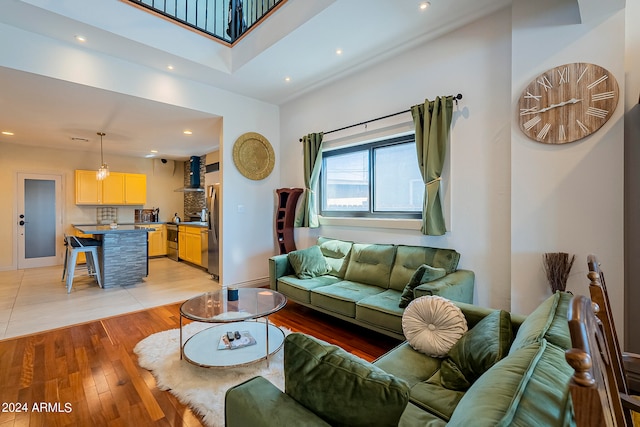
62, 234, 103, 293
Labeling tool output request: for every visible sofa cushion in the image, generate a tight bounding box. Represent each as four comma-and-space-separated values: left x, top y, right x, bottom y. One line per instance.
509, 291, 572, 354
317, 237, 353, 278
399, 264, 447, 308
288, 245, 331, 279
356, 289, 404, 334
446, 340, 573, 427
344, 243, 397, 288
409, 371, 465, 421
402, 296, 468, 357
398, 403, 448, 427
310, 281, 385, 317
374, 342, 443, 388
277, 275, 342, 304
389, 245, 460, 291
440, 309, 512, 391
284, 333, 410, 427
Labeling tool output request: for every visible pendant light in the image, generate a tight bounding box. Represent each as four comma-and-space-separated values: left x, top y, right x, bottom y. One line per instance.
96, 132, 109, 180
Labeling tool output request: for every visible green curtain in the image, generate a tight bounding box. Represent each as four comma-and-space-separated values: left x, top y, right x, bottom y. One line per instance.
411, 96, 454, 236
294, 132, 324, 228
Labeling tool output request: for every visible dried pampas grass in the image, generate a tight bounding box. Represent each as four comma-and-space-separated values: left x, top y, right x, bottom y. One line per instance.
543, 252, 575, 293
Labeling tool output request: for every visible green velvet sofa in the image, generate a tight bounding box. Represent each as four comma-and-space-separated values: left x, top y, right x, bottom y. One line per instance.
269, 237, 475, 340
225, 292, 575, 427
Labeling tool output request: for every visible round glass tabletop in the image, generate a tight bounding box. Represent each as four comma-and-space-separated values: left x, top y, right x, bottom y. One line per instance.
180, 288, 286, 323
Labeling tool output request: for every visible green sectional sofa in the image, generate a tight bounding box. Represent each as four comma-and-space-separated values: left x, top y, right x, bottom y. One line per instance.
225, 291, 575, 427
269, 237, 475, 339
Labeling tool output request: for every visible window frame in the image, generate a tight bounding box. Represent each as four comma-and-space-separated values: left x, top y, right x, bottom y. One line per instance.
320, 134, 422, 219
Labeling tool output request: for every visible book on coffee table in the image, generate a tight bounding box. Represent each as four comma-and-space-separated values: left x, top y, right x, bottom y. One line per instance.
218, 331, 257, 350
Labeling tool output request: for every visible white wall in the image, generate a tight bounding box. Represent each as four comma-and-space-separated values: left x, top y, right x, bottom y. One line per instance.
219, 110, 280, 287
511, 0, 625, 333
280, 8, 514, 310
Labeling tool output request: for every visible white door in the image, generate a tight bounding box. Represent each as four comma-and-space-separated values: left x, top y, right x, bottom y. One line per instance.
17, 173, 63, 269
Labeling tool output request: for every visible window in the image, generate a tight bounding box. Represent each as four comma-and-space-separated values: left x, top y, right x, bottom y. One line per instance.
320, 134, 423, 218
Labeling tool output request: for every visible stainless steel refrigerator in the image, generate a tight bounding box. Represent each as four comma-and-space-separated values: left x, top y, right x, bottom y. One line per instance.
207, 183, 220, 280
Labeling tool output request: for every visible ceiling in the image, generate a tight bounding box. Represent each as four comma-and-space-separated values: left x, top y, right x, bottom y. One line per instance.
0, 0, 510, 160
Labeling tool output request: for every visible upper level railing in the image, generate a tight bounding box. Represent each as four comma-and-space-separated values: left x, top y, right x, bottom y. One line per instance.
126, 0, 284, 45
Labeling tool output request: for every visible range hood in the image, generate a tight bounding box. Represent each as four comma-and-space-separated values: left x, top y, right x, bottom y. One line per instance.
174, 156, 205, 192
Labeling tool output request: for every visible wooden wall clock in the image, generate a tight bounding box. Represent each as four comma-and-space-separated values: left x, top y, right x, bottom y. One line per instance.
517, 62, 619, 144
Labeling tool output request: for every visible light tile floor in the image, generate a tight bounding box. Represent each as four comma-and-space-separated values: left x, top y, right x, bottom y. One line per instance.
0, 258, 220, 340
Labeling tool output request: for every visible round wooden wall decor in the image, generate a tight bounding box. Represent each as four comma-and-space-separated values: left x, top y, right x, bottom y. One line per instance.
232, 132, 275, 180
517, 62, 619, 144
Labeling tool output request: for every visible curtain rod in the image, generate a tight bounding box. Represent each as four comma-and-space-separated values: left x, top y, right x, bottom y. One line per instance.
299, 93, 462, 141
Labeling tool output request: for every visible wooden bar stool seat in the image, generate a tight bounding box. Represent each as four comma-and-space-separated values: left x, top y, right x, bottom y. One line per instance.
62, 235, 102, 293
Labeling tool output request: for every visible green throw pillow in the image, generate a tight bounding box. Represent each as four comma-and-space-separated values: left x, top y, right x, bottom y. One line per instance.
284, 333, 410, 427
399, 264, 447, 308
440, 309, 513, 391
288, 245, 331, 279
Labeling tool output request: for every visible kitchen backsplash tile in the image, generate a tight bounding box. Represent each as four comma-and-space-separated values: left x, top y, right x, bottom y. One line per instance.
97, 207, 118, 224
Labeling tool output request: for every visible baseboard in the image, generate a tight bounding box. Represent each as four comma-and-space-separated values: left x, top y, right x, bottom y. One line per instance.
228, 277, 269, 289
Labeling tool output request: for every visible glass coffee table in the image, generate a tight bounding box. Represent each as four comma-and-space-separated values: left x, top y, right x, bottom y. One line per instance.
179, 288, 287, 368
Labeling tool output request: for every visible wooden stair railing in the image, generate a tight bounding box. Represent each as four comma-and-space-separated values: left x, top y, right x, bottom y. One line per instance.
566, 255, 640, 426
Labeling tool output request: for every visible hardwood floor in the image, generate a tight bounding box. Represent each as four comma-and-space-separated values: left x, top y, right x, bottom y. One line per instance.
269, 300, 401, 362
0, 299, 401, 426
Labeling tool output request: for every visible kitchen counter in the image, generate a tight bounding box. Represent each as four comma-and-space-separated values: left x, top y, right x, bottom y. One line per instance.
79, 221, 209, 227
73, 224, 151, 288
74, 224, 157, 234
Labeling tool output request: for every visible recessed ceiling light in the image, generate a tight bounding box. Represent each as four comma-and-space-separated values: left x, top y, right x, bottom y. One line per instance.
183, 130, 193, 135
75, 35, 86, 42
150, 150, 158, 153
284, 76, 291, 82
2, 131, 14, 136
419, 2, 431, 10
167, 65, 174, 70
336, 49, 343, 55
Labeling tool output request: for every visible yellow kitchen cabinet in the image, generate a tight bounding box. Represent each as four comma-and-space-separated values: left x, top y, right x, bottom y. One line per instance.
178, 227, 187, 260
102, 173, 125, 204
185, 232, 201, 265
125, 174, 147, 204
147, 225, 166, 257
75, 170, 102, 204
178, 225, 203, 266
75, 170, 146, 205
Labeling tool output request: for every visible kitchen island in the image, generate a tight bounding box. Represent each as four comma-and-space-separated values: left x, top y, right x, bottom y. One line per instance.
73, 224, 154, 288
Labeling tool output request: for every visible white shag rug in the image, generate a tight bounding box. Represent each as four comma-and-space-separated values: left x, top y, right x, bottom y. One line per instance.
134, 322, 287, 427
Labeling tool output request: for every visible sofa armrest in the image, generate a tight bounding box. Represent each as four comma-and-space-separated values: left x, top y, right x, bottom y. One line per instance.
225, 376, 330, 427
448, 300, 524, 337
414, 269, 474, 304
269, 254, 294, 290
